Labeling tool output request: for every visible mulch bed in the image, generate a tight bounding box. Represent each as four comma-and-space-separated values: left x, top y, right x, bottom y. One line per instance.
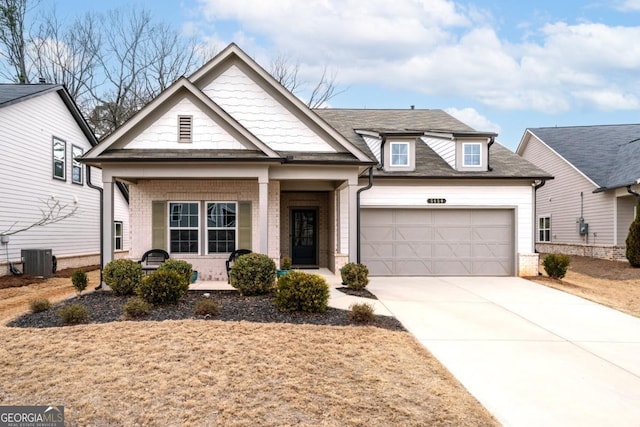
7, 290, 405, 331
0, 265, 100, 290
336, 286, 377, 299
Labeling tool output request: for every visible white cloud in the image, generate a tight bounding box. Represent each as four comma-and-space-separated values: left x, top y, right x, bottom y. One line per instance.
614, 0, 640, 11
194, 0, 640, 114
445, 107, 501, 133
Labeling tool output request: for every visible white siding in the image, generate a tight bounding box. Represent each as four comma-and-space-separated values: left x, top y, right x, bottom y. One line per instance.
362, 135, 381, 162
0, 91, 106, 265
521, 135, 615, 245
339, 187, 349, 253
616, 196, 635, 246
422, 136, 455, 168
124, 97, 245, 150
202, 65, 336, 153
360, 183, 534, 255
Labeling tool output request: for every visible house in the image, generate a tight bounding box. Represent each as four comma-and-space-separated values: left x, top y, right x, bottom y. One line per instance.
0, 84, 130, 276
82, 43, 551, 280
517, 125, 640, 260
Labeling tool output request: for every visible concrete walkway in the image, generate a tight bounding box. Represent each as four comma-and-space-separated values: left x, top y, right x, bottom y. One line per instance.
368, 276, 640, 427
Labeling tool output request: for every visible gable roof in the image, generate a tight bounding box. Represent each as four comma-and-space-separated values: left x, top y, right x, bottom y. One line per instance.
316, 109, 551, 179
524, 125, 640, 191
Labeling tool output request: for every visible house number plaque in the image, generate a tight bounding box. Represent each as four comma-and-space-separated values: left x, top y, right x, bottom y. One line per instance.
427, 198, 447, 204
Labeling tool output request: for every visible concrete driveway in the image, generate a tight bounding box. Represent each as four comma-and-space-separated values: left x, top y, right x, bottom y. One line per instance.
368, 276, 640, 427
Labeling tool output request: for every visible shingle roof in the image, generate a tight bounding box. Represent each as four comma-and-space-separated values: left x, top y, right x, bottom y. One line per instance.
317, 109, 551, 179
528, 125, 640, 190
0, 83, 60, 107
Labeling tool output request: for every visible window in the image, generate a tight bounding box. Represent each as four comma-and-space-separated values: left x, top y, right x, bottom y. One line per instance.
207, 202, 236, 253
390, 142, 409, 166
72, 145, 83, 185
539, 216, 551, 242
52, 137, 66, 180
114, 221, 123, 250
463, 143, 481, 166
169, 202, 199, 253
178, 115, 193, 143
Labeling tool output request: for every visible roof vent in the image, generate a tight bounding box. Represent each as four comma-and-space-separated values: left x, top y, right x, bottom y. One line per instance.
38, 77, 46, 84
178, 115, 193, 143
410, 105, 415, 110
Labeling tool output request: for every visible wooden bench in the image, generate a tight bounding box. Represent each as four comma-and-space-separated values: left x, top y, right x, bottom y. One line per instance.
138, 249, 170, 274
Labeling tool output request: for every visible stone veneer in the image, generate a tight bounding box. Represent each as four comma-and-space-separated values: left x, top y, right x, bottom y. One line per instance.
536, 243, 627, 261
517, 253, 540, 277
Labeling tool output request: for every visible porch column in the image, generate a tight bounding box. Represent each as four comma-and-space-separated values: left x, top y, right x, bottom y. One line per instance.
348, 182, 358, 262
102, 179, 115, 274
258, 178, 269, 254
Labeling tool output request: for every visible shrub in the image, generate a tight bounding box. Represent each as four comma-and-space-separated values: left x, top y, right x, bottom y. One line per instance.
136, 270, 189, 305
157, 259, 193, 285
71, 269, 88, 295
123, 297, 151, 319
543, 254, 571, 279
340, 262, 369, 290
348, 302, 375, 323
275, 270, 329, 313
627, 200, 640, 267
29, 298, 51, 313
57, 304, 89, 325
229, 253, 277, 295
194, 298, 221, 317
280, 256, 292, 270
103, 259, 143, 296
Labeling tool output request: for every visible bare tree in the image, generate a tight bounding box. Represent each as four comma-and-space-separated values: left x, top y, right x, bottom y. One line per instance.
0, 197, 78, 237
269, 53, 344, 108
0, 0, 30, 82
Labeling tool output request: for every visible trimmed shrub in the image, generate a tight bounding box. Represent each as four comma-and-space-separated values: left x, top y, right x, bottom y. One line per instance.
103, 259, 143, 296
194, 298, 221, 317
157, 259, 193, 285
123, 297, 151, 319
280, 256, 292, 270
275, 270, 329, 313
29, 298, 51, 313
348, 302, 375, 323
71, 269, 88, 295
229, 253, 277, 295
626, 200, 640, 267
340, 262, 369, 290
58, 304, 89, 325
543, 254, 571, 279
136, 270, 189, 305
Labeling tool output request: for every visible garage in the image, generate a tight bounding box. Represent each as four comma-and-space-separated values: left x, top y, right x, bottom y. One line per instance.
361, 208, 515, 276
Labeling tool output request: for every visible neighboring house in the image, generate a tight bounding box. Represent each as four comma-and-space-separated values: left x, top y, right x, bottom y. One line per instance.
82, 43, 550, 280
0, 84, 130, 276
517, 125, 640, 260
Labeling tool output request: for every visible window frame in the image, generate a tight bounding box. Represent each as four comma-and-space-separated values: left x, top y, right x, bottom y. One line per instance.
462, 142, 482, 167
390, 141, 410, 167
206, 201, 238, 254
168, 201, 200, 254
538, 216, 551, 242
114, 221, 123, 251
52, 137, 66, 181
71, 144, 84, 185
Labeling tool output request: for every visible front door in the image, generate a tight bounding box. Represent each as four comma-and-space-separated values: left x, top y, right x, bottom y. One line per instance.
291, 208, 318, 266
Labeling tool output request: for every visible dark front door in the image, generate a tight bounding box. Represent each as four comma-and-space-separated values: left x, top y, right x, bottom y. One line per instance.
291, 208, 318, 266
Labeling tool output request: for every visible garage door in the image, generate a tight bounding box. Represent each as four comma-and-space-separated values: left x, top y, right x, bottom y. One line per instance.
361, 209, 514, 276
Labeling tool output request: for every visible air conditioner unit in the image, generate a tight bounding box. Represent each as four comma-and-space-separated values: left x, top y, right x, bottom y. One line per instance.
21, 249, 53, 278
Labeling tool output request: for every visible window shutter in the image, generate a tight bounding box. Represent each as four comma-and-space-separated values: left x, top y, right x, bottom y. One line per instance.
152, 201, 167, 250
178, 116, 193, 143
237, 201, 252, 250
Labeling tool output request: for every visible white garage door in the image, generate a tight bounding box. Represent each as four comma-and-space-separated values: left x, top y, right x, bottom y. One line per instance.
361, 209, 514, 276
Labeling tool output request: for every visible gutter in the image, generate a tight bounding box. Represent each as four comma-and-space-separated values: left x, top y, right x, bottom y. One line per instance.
356, 167, 374, 263
86, 166, 104, 290
487, 136, 495, 172
627, 185, 640, 198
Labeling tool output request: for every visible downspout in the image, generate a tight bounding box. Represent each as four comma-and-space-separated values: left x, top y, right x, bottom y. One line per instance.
86, 166, 104, 290
487, 136, 495, 171
356, 167, 374, 263
627, 185, 640, 199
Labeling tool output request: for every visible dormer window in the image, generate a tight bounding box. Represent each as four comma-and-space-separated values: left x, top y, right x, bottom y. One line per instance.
390, 142, 409, 166
463, 143, 481, 166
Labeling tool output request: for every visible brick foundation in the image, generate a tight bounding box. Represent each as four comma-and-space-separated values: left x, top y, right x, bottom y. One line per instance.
536, 243, 626, 261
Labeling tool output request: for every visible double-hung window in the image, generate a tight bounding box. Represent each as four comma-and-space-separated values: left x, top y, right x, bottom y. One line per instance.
538, 216, 551, 242
114, 221, 123, 250
463, 143, 481, 166
390, 142, 409, 167
52, 137, 66, 180
72, 145, 83, 185
169, 202, 200, 253
207, 202, 237, 253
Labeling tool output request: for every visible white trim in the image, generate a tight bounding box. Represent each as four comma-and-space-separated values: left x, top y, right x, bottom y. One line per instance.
389, 141, 410, 167
168, 201, 201, 255
462, 142, 482, 167
205, 201, 238, 254
71, 144, 83, 185
114, 220, 123, 251
52, 137, 66, 181
537, 215, 551, 242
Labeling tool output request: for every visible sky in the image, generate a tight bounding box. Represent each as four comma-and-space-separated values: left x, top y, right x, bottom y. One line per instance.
45, 0, 640, 150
